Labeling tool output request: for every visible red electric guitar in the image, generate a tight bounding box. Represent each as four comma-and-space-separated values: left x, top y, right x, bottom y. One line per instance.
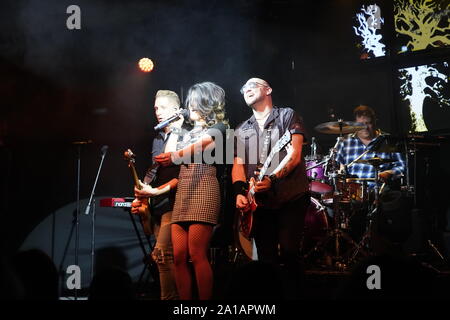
239, 130, 292, 239
124, 149, 157, 236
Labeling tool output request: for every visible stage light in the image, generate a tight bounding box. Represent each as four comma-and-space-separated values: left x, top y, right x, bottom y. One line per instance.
138, 58, 154, 72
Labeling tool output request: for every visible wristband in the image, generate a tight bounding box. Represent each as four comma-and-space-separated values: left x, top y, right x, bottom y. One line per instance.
268, 174, 278, 184
232, 181, 248, 197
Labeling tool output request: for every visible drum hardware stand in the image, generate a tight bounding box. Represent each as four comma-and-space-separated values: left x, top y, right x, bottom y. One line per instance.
303, 190, 360, 269
344, 137, 394, 264
304, 133, 359, 270
324, 135, 343, 179
403, 138, 417, 203
427, 240, 445, 261
348, 162, 383, 264
348, 206, 376, 264
407, 139, 446, 264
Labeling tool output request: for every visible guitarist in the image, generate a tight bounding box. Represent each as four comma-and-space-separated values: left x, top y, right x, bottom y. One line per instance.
232, 78, 310, 299
131, 90, 184, 300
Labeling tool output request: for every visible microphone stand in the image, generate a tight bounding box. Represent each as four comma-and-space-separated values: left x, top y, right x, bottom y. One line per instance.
63, 140, 92, 300
84, 145, 108, 283
74, 144, 82, 299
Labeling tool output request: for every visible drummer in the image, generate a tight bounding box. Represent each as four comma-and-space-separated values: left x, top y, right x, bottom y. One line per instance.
335, 105, 405, 188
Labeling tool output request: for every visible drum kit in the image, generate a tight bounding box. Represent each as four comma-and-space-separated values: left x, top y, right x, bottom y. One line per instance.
234, 119, 395, 268
303, 119, 401, 269
233, 119, 447, 270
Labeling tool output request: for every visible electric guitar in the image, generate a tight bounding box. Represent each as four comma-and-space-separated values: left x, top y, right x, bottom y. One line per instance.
124, 149, 156, 236
239, 130, 292, 239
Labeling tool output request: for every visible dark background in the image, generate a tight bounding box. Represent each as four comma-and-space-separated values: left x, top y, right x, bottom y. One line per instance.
1, 0, 449, 257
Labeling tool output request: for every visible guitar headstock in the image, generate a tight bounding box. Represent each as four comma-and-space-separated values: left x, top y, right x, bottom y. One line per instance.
124, 148, 141, 188
124, 149, 136, 164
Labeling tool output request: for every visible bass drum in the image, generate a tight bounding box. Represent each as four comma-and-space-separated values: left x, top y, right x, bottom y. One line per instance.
303, 197, 329, 251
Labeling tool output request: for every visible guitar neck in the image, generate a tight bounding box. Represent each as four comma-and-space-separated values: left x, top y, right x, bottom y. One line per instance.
256, 130, 291, 182
258, 149, 276, 181
129, 163, 141, 190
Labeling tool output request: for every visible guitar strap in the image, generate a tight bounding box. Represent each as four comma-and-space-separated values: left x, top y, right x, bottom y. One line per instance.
145, 131, 184, 184
258, 122, 273, 174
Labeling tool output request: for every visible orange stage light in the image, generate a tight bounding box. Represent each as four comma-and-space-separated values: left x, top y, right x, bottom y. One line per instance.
138, 58, 154, 72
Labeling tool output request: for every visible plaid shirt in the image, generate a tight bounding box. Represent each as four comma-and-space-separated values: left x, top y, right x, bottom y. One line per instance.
335, 132, 405, 187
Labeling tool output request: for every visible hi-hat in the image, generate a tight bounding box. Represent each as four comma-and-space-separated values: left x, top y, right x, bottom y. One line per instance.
314, 120, 366, 134
355, 157, 395, 166
370, 135, 402, 153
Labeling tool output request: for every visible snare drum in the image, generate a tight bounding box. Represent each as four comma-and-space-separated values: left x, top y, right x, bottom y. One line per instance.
337, 179, 367, 203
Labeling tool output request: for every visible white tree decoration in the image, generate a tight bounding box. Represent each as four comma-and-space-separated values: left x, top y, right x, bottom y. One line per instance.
354, 4, 386, 57
399, 63, 449, 132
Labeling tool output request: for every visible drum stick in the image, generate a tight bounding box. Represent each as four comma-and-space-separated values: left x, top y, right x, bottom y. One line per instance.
379, 182, 386, 194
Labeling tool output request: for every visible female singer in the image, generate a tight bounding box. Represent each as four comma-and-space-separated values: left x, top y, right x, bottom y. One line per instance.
155, 82, 228, 300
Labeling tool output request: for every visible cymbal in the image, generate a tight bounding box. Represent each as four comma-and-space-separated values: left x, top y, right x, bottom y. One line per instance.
355, 157, 395, 166
369, 135, 402, 153
314, 121, 366, 134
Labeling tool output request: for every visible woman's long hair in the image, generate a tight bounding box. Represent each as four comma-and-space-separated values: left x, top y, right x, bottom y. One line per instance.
185, 82, 229, 128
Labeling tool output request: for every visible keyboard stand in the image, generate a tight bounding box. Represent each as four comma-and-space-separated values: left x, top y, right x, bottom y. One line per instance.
124, 208, 158, 295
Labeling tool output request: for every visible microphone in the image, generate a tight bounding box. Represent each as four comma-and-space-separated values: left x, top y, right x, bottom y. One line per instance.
101, 145, 108, 155
154, 109, 189, 131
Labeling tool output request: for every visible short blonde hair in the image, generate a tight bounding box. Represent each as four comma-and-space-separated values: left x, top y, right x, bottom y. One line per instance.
155, 90, 180, 108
